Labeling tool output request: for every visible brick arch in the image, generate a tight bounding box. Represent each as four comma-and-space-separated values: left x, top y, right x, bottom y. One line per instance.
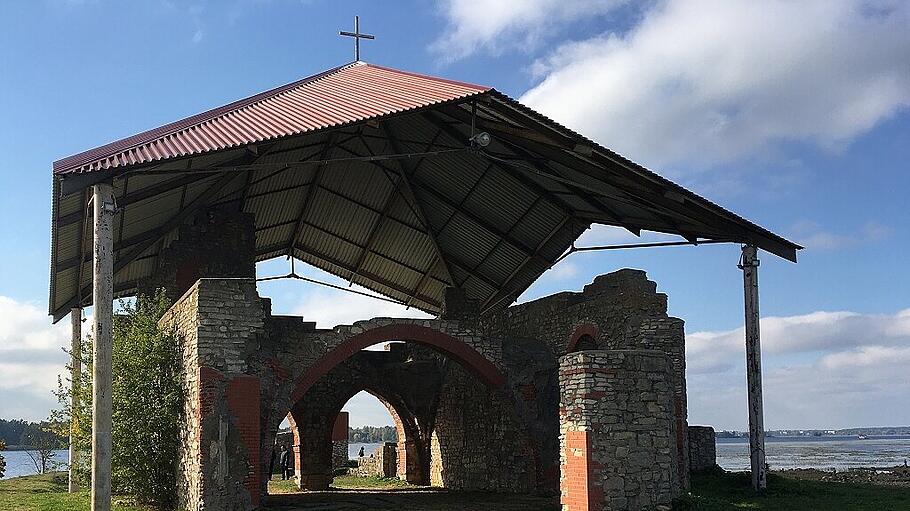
566, 324, 599, 353
290, 323, 506, 403
288, 379, 426, 489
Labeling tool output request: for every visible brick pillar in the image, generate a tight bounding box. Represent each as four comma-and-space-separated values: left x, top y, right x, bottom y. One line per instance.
559, 350, 680, 511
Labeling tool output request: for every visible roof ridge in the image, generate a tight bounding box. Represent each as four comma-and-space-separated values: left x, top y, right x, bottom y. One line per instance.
362, 62, 491, 92
53, 61, 362, 173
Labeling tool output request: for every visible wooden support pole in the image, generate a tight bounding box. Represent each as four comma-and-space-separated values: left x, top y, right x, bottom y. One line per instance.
69, 307, 82, 493
740, 245, 767, 491
91, 183, 114, 511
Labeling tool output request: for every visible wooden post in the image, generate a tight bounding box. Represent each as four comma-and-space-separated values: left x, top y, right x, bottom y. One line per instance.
740, 245, 767, 491
91, 183, 114, 511
69, 307, 82, 493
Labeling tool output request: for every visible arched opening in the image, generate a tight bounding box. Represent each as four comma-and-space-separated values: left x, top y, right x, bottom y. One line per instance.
567, 324, 600, 353
289, 324, 506, 403
571, 334, 597, 351
267, 325, 526, 496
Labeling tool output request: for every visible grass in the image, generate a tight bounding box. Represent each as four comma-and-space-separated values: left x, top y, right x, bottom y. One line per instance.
6, 470, 910, 510
267, 474, 412, 494
679, 468, 910, 510
0, 472, 150, 511
331, 475, 411, 489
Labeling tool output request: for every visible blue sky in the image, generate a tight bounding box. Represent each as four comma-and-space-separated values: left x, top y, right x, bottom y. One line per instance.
1, 0, 908, 431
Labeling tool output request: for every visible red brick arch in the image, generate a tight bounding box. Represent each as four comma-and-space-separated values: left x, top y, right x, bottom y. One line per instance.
567, 324, 599, 353
290, 323, 506, 403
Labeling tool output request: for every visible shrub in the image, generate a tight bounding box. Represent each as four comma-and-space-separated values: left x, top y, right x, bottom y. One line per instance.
52, 290, 183, 509
0, 440, 6, 478
111, 291, 184, 508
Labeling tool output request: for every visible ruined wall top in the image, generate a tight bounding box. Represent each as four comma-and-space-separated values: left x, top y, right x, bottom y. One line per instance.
481, 269, 681, 357
138, 207, 256, 304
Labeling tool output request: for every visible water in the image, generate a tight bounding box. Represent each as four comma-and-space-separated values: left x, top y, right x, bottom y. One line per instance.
1, 449, 69, 479
717, 435, 910, 471
348, 442, 384, 461
3, 438, 907, 478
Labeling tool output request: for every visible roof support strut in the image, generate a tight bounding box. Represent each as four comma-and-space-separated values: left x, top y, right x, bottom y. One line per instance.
90, 183, 114, 511
740, 245, 767, 491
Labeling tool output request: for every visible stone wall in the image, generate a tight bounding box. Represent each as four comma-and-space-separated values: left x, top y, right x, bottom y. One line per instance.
139, 208, 255, 304
559, 350, 680, 511
484, 269, 690, 490
353, 443, 397, 477
159, 268, 692, 508
430, 364, 537, 492
159, 278, 267, 511
688, 426, 717, 472
332, 412, 349, 470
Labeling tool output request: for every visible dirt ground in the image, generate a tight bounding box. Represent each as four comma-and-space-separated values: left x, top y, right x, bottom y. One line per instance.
263, 488, 559, 511
775, 464, 910, 488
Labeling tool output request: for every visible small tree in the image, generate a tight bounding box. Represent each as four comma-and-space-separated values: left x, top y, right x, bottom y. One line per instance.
22, 424, 63, 474
0, 439, 7, 478
50, 331, 93, 486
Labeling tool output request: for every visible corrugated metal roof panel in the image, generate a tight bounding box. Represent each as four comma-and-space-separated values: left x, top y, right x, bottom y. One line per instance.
54, 62, 491, 175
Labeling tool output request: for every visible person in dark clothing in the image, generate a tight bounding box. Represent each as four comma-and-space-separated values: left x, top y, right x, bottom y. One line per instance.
279, 448, 290, 480
285, 450, 295, 480
358, 446, 365, 458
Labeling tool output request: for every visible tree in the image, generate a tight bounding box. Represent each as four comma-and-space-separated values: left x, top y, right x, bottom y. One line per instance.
50, 330, 93, 487
52, 290, 184, 509
0, 440, 6, 478
22, 424, 63, 474
111, 291, 184, 509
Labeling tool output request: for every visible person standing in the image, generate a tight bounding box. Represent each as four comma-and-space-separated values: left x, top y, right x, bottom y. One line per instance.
285, 449, 295, 480
279, 447, 290, 481
358, 446, 365, 458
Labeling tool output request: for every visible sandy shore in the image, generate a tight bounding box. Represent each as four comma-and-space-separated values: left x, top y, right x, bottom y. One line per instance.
775, 464, 910, 487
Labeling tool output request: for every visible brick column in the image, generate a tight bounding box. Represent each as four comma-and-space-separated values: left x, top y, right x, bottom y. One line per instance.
559, 350, 680, 511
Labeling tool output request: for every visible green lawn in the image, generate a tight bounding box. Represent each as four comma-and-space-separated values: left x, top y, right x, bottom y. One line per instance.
680, 469, 910, 510
5, 470, 910, 511
267, 474, 412, 494
331, 475, 411, 489
0, 472, 150, 511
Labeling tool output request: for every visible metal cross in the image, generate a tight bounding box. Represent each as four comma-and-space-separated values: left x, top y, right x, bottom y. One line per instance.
339, 15, 374, 61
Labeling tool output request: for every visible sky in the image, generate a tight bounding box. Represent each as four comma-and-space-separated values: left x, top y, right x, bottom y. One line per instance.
0, 0, 908, 431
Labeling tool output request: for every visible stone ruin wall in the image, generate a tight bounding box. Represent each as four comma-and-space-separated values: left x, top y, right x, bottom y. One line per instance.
688, 426, 717, 472
483, 269, 690, 489
430, 363, 539, 492
150, 210, 693, 509
560, 350, 680, 511
159, 278, 267, 511
353, 443, 397, 477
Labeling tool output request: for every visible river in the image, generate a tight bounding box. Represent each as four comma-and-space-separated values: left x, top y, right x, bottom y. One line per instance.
4, 437, 909, 479
1, 449, 69, 479
717, 435, 910, 471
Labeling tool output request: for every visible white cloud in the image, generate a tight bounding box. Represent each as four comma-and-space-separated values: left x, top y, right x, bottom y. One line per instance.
788, 220, 893, 250
342, 391, 395, 428
431, 0, 628, 61
290, 286, 431, 329
519, 0, 910, 167
687, 308, 910, 429
0, 296, 73, 421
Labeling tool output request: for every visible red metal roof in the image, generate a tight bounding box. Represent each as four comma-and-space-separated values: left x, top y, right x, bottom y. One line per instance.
53, 62, 491, 175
